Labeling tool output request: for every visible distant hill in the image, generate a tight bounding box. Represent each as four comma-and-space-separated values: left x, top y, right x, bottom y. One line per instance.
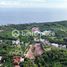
0, 20, 67, 35
0, 21, 67, 30
0, 21, 67, 44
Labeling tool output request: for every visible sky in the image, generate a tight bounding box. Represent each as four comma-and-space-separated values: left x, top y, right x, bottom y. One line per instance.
0, 0, 67, 8
0, 0, 67, 25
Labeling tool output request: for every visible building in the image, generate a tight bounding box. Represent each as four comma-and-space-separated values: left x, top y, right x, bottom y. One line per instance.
0, 56, 5, 66
0, 30, 3, 32
13, 56, 24, 67
42, 30, 55, 36
51, 43, 59, 47
12, 39, 20, 45
32, 27, 40, 32
59, 44, 66, 48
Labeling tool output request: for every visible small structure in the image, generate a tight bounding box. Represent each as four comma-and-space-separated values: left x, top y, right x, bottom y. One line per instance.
51, 43, 59, 47
12, 39, 20, 45
59, 45, 66, 48
51, 43, 66, 48
32, 27, 41, 37
32, 27, 40, 32
34, 37, 40, 42
42, 30, 55, 36
13, 56, 24, 67
0, 30, 3, 32
0, 56, 5, 66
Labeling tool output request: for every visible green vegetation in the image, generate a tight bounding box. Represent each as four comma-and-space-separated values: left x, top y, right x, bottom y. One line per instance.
0, 21, 67, 67
0, 21, 67, 44
0, 45, 67, 67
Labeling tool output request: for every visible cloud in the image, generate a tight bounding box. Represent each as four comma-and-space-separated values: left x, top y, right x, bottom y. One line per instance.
0, 0, 67, 8
29, 0, 47, 3
64, 0, 67, 2
0, 0, 47, 7
0, 1, 26, 8
0, 0, 47, 8
46, 3, 67, 8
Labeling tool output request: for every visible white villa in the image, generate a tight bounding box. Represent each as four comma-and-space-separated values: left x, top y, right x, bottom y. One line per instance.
51, 43, 59, 47
51, 43, 66, 48
0, 30, 3, 32
12, 39, 20, 45
42, 30, 55, 36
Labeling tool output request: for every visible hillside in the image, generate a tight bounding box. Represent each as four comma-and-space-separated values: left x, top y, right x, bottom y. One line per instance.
0, 21, 67, 67
0, 21, 67, 44
0, 21, 67, 31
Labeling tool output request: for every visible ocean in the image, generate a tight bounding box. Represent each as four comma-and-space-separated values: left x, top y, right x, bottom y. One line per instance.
0, 8, 67, 25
